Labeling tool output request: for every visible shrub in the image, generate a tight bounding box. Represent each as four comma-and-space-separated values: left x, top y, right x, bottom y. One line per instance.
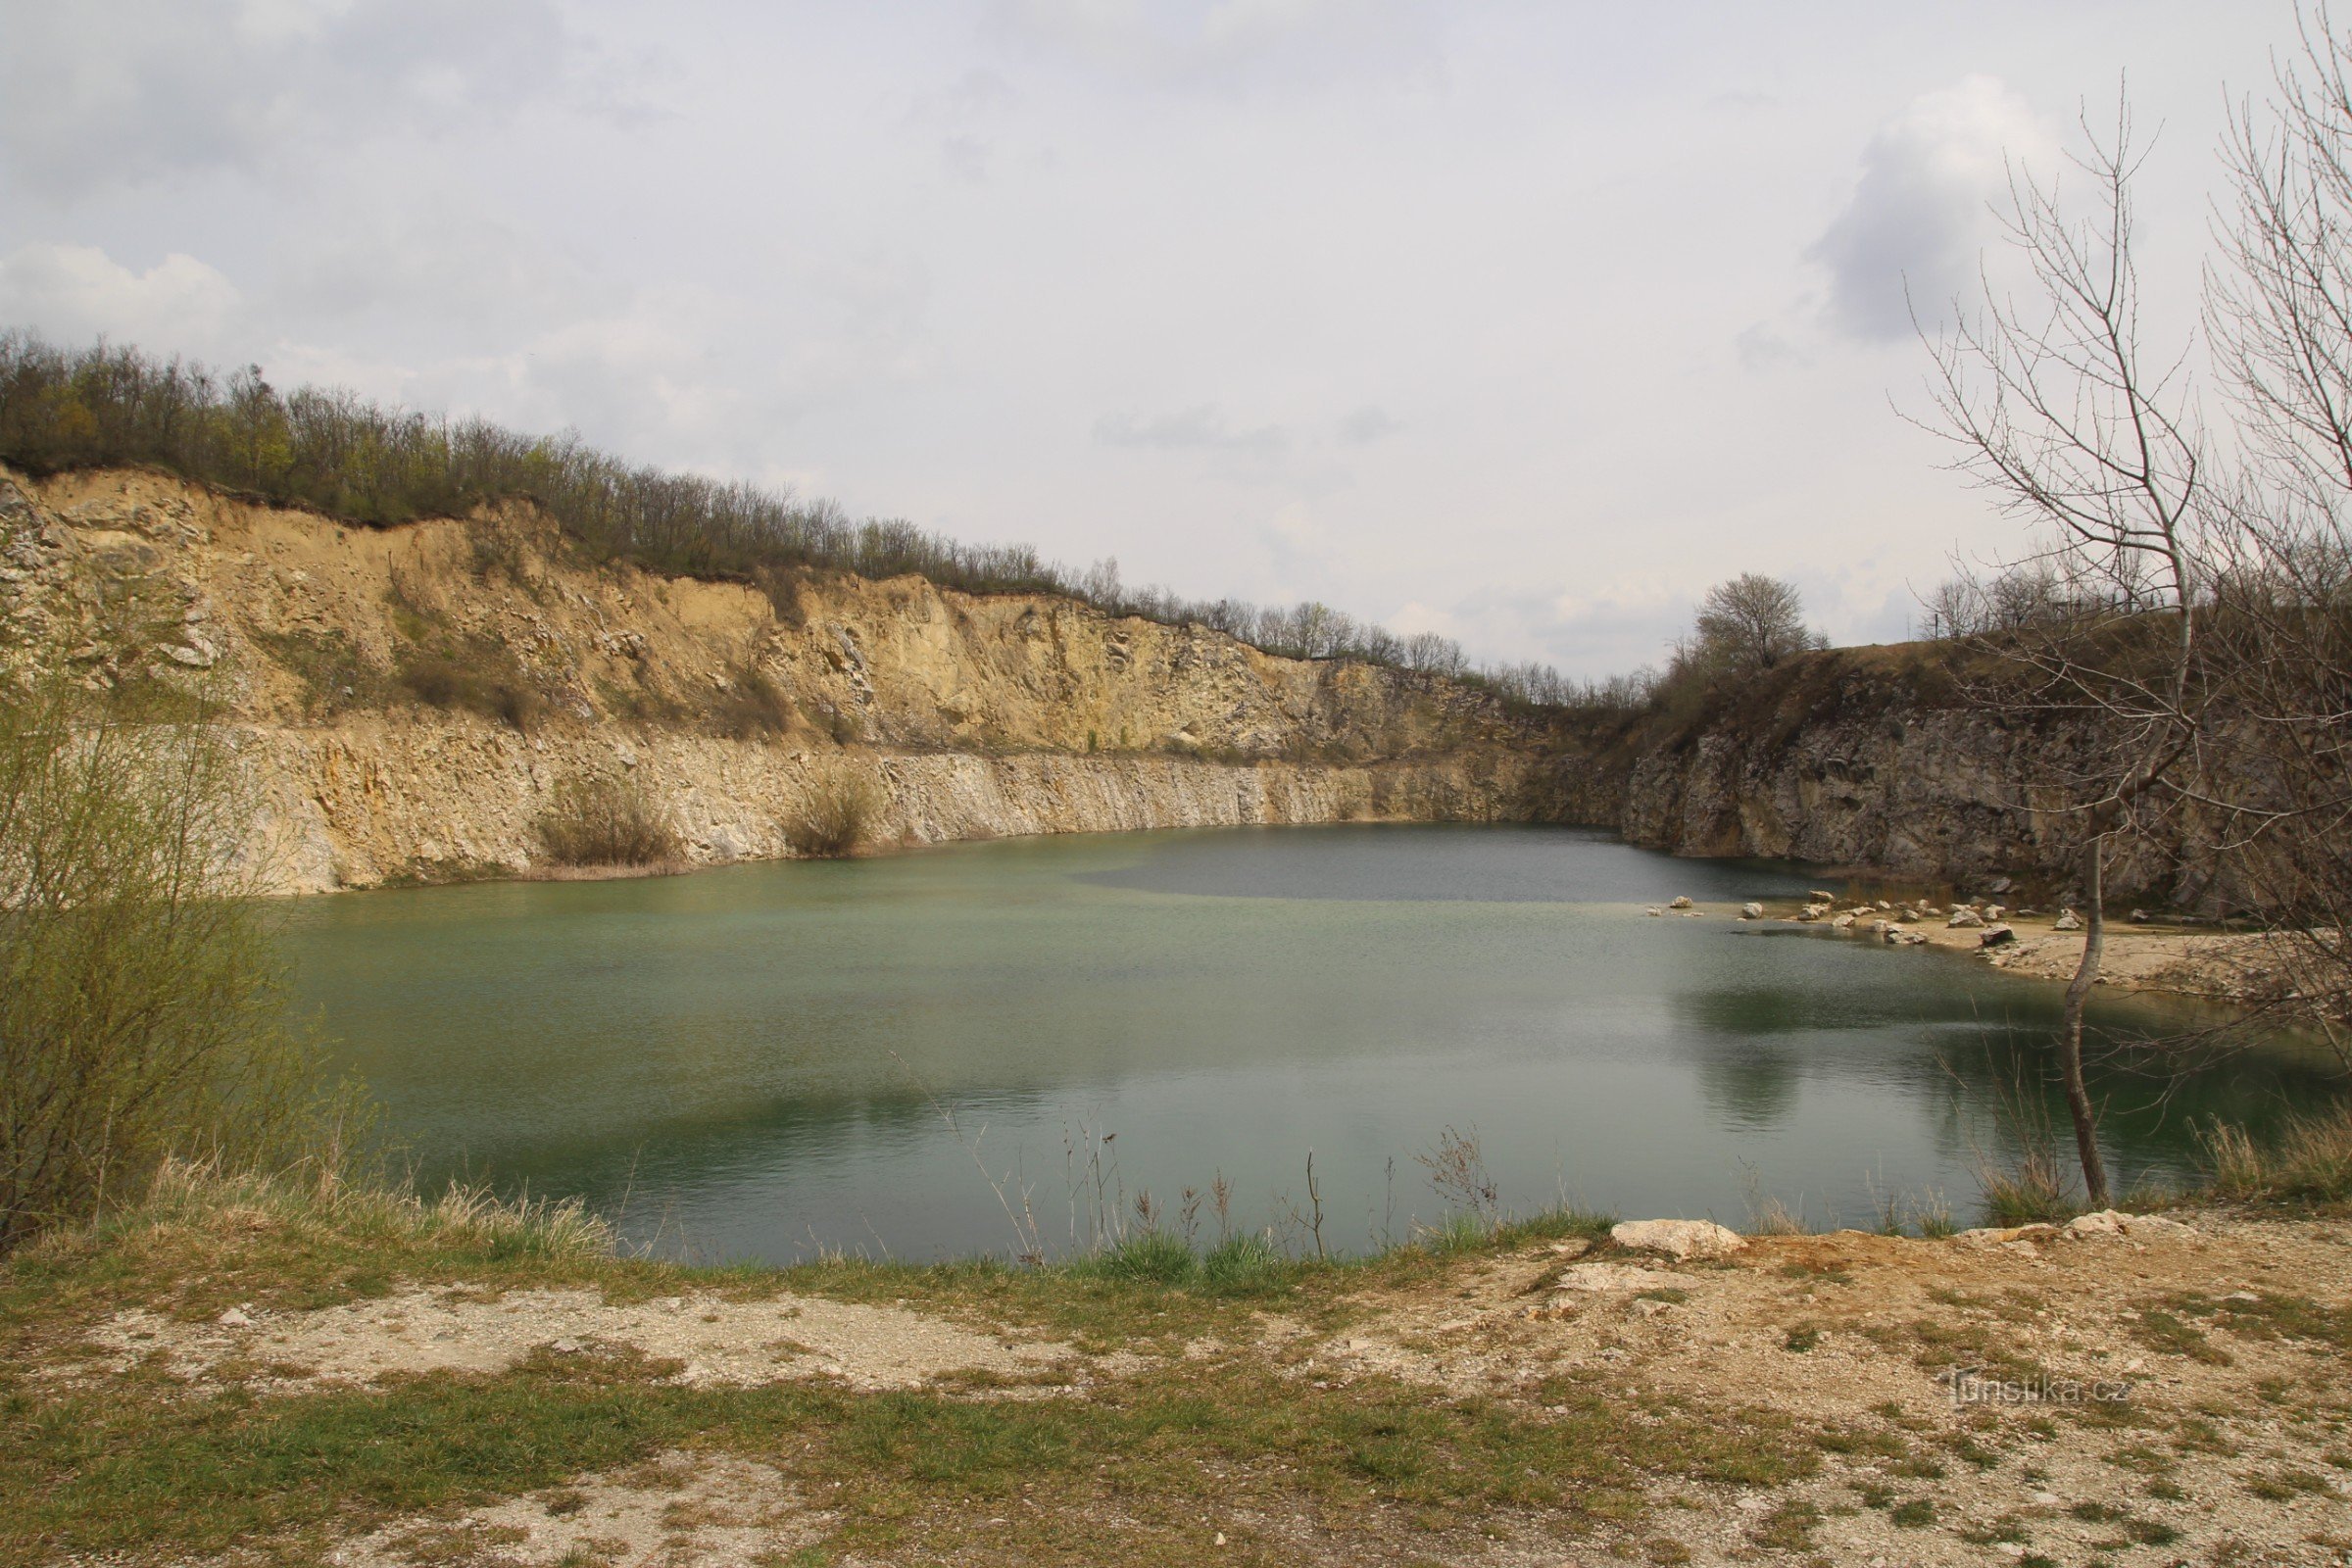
534, 774, 681, 867
0, 672, 332, 1252
788, 773, 883, 858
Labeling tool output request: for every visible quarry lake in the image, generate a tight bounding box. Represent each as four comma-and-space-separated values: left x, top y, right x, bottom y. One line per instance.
277, 825, 2334, 1263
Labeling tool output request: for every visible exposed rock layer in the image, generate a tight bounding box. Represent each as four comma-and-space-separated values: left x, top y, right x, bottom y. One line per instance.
1, 466, 1540, 893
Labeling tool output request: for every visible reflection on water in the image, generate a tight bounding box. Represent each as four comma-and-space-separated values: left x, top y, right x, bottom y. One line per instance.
274, 824, 2341, 1262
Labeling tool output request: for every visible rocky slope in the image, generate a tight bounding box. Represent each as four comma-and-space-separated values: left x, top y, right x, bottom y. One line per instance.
0, 466, 1545, 893
1545, 645, 2196, 904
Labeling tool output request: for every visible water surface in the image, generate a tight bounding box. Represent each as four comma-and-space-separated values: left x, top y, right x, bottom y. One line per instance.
276, 825, 2335, 1262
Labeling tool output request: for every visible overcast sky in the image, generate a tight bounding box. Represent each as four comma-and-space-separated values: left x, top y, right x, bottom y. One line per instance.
0, 1, 2304, 675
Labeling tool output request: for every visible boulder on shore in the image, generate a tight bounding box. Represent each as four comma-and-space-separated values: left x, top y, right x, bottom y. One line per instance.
1609, 1219, 1746, 1261
1980, 924, 2016, 949
2053, 909, 2082, 932
1740, 902, 1764, 919
1668, 895, 1693, 909
1946, 908, 1984, 928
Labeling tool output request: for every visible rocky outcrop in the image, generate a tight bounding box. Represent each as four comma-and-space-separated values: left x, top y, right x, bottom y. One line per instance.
1550, 649, 2199, 902
2, 465, 2212, 902
1, 466, 1544, 893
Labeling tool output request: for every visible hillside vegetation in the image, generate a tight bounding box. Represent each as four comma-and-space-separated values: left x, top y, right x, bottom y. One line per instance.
0, 332, 1616, 710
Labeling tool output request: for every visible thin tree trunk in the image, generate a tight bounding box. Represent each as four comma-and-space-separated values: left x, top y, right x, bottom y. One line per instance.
2058, 839, 2113, 1209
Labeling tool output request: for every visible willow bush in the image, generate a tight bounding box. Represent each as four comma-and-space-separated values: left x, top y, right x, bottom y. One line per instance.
0, 672, 330, 1252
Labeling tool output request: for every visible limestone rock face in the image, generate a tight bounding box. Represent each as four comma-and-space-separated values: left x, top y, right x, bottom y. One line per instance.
0, 466, 1547, 894
1608, 1219, 1746, 1261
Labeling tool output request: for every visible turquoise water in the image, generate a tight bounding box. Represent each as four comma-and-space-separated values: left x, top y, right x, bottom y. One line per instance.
273, 824, 2334, 1263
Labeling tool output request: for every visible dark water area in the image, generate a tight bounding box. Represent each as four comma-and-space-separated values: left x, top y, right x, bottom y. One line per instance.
273, 824, 2340, 1264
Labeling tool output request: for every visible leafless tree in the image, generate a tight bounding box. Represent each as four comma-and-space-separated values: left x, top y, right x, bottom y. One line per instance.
1922, 102, 2217, 1209
1925, 20, 2352, 1202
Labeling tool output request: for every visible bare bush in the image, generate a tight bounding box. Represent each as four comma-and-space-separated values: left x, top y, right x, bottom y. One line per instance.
534, 774, 680, 867
787, 773, 884, 858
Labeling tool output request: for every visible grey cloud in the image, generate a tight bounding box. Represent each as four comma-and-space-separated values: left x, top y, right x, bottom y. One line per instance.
1337, 404, 1401, 444
989, 0, 1443, 94
1807, 75, 2049, 341
1735, 322, 1805, 371
1096, 405, 1289, 458
0, 0, 639, 200
908, 69, 1021, 181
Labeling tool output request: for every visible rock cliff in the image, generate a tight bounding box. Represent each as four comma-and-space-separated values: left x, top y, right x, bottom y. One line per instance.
1552, 646, 2192, 902
0, 466, 1543, 893
3, 465, 2201, 902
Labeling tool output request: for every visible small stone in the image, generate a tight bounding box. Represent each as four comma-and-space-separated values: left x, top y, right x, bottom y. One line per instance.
1831, 912, 1857, 929
2129, 907, 2151, 923
548, 1337, 582, 1354
1740, 902, 1764, 919
217, 1306, 253, 1328
1984, 904, 2006, 921
1644, 906, 1664, 917
1668, 895, 1693, 909
2029, 1491, 2060, 1506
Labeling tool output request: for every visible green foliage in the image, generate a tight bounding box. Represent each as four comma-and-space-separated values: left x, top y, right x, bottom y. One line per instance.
533, 774, 681, 867
0, 672, 334, 1251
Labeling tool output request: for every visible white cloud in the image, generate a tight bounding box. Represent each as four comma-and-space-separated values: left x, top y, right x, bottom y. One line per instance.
1808, 75, 2055, 341
1337, 404, 1400, 443
0, 244, 243, 352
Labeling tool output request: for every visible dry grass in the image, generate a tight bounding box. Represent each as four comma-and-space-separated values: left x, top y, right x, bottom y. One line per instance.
2199, 1102, 2352, 1203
